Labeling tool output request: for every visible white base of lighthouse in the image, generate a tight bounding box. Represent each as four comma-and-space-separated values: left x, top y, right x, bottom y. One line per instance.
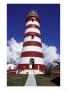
18, 70, 45, 74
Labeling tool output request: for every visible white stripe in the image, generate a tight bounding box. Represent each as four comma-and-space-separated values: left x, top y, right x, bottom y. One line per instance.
20, 57, 44, 64
24, 36, 41, 43
22, 46, 42, 52
26, 21, 40, 27
25, 28, 40, 34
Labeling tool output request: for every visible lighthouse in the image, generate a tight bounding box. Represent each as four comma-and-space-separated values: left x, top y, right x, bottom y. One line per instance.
18, 10, 45, 74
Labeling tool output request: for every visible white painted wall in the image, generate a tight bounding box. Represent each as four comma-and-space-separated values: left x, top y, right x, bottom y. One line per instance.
20, 57, 44, 64
24, 36, 41, 43
25, 28, 40, 34
29, 65, 32, 69
26, 21, 40, 27
22, 46, 42, 52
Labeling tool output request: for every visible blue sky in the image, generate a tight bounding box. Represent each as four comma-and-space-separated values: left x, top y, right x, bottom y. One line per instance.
7, 4, 60, 54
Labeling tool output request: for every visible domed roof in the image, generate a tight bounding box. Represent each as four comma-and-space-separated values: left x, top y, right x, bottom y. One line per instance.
27, 9, 39, 17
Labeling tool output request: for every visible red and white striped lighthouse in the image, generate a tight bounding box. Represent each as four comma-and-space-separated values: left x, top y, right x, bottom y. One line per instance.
18, 10, 45, 74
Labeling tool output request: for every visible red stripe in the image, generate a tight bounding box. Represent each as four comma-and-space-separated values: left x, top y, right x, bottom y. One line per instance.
26, 16, 39, 20
21, 51, 43, 58
24, 32, 40, 38
26, 24, 40, 29
17, 64, 46, 72
26, 18, 40, 23
23, 41, 42, 47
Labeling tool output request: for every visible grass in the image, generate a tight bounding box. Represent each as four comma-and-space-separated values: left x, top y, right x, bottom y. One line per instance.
7, 74, 28, 86
35, 74, 56, 86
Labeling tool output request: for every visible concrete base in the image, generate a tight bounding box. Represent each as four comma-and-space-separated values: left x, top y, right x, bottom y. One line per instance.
18, 70, 45, 74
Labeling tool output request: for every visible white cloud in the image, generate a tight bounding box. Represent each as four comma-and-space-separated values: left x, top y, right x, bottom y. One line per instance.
7, 38, 60, 66
7, 38, 23, 64
42, 43, 60, 65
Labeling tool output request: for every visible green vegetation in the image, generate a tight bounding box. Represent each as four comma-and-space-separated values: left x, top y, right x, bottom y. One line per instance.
35, 74, 56, 86
7, 74, 28, 86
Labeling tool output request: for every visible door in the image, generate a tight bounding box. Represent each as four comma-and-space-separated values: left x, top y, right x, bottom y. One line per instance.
29, 58, 34, 69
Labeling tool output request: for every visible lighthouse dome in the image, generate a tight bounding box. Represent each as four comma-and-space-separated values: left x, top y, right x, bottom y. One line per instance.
27, 9, 39, 17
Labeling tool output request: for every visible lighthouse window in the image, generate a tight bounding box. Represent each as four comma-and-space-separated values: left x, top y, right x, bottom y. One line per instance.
30, 58, 34, 64
32, 19, 34, 22
31, 35, 34, 39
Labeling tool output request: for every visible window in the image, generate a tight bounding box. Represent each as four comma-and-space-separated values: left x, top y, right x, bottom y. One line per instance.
30, 58, 34, 64
32, 19, 34, 22
31, 35, 34, 39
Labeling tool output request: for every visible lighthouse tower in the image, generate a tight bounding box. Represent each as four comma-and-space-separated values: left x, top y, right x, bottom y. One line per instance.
18, 10, 45, 74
